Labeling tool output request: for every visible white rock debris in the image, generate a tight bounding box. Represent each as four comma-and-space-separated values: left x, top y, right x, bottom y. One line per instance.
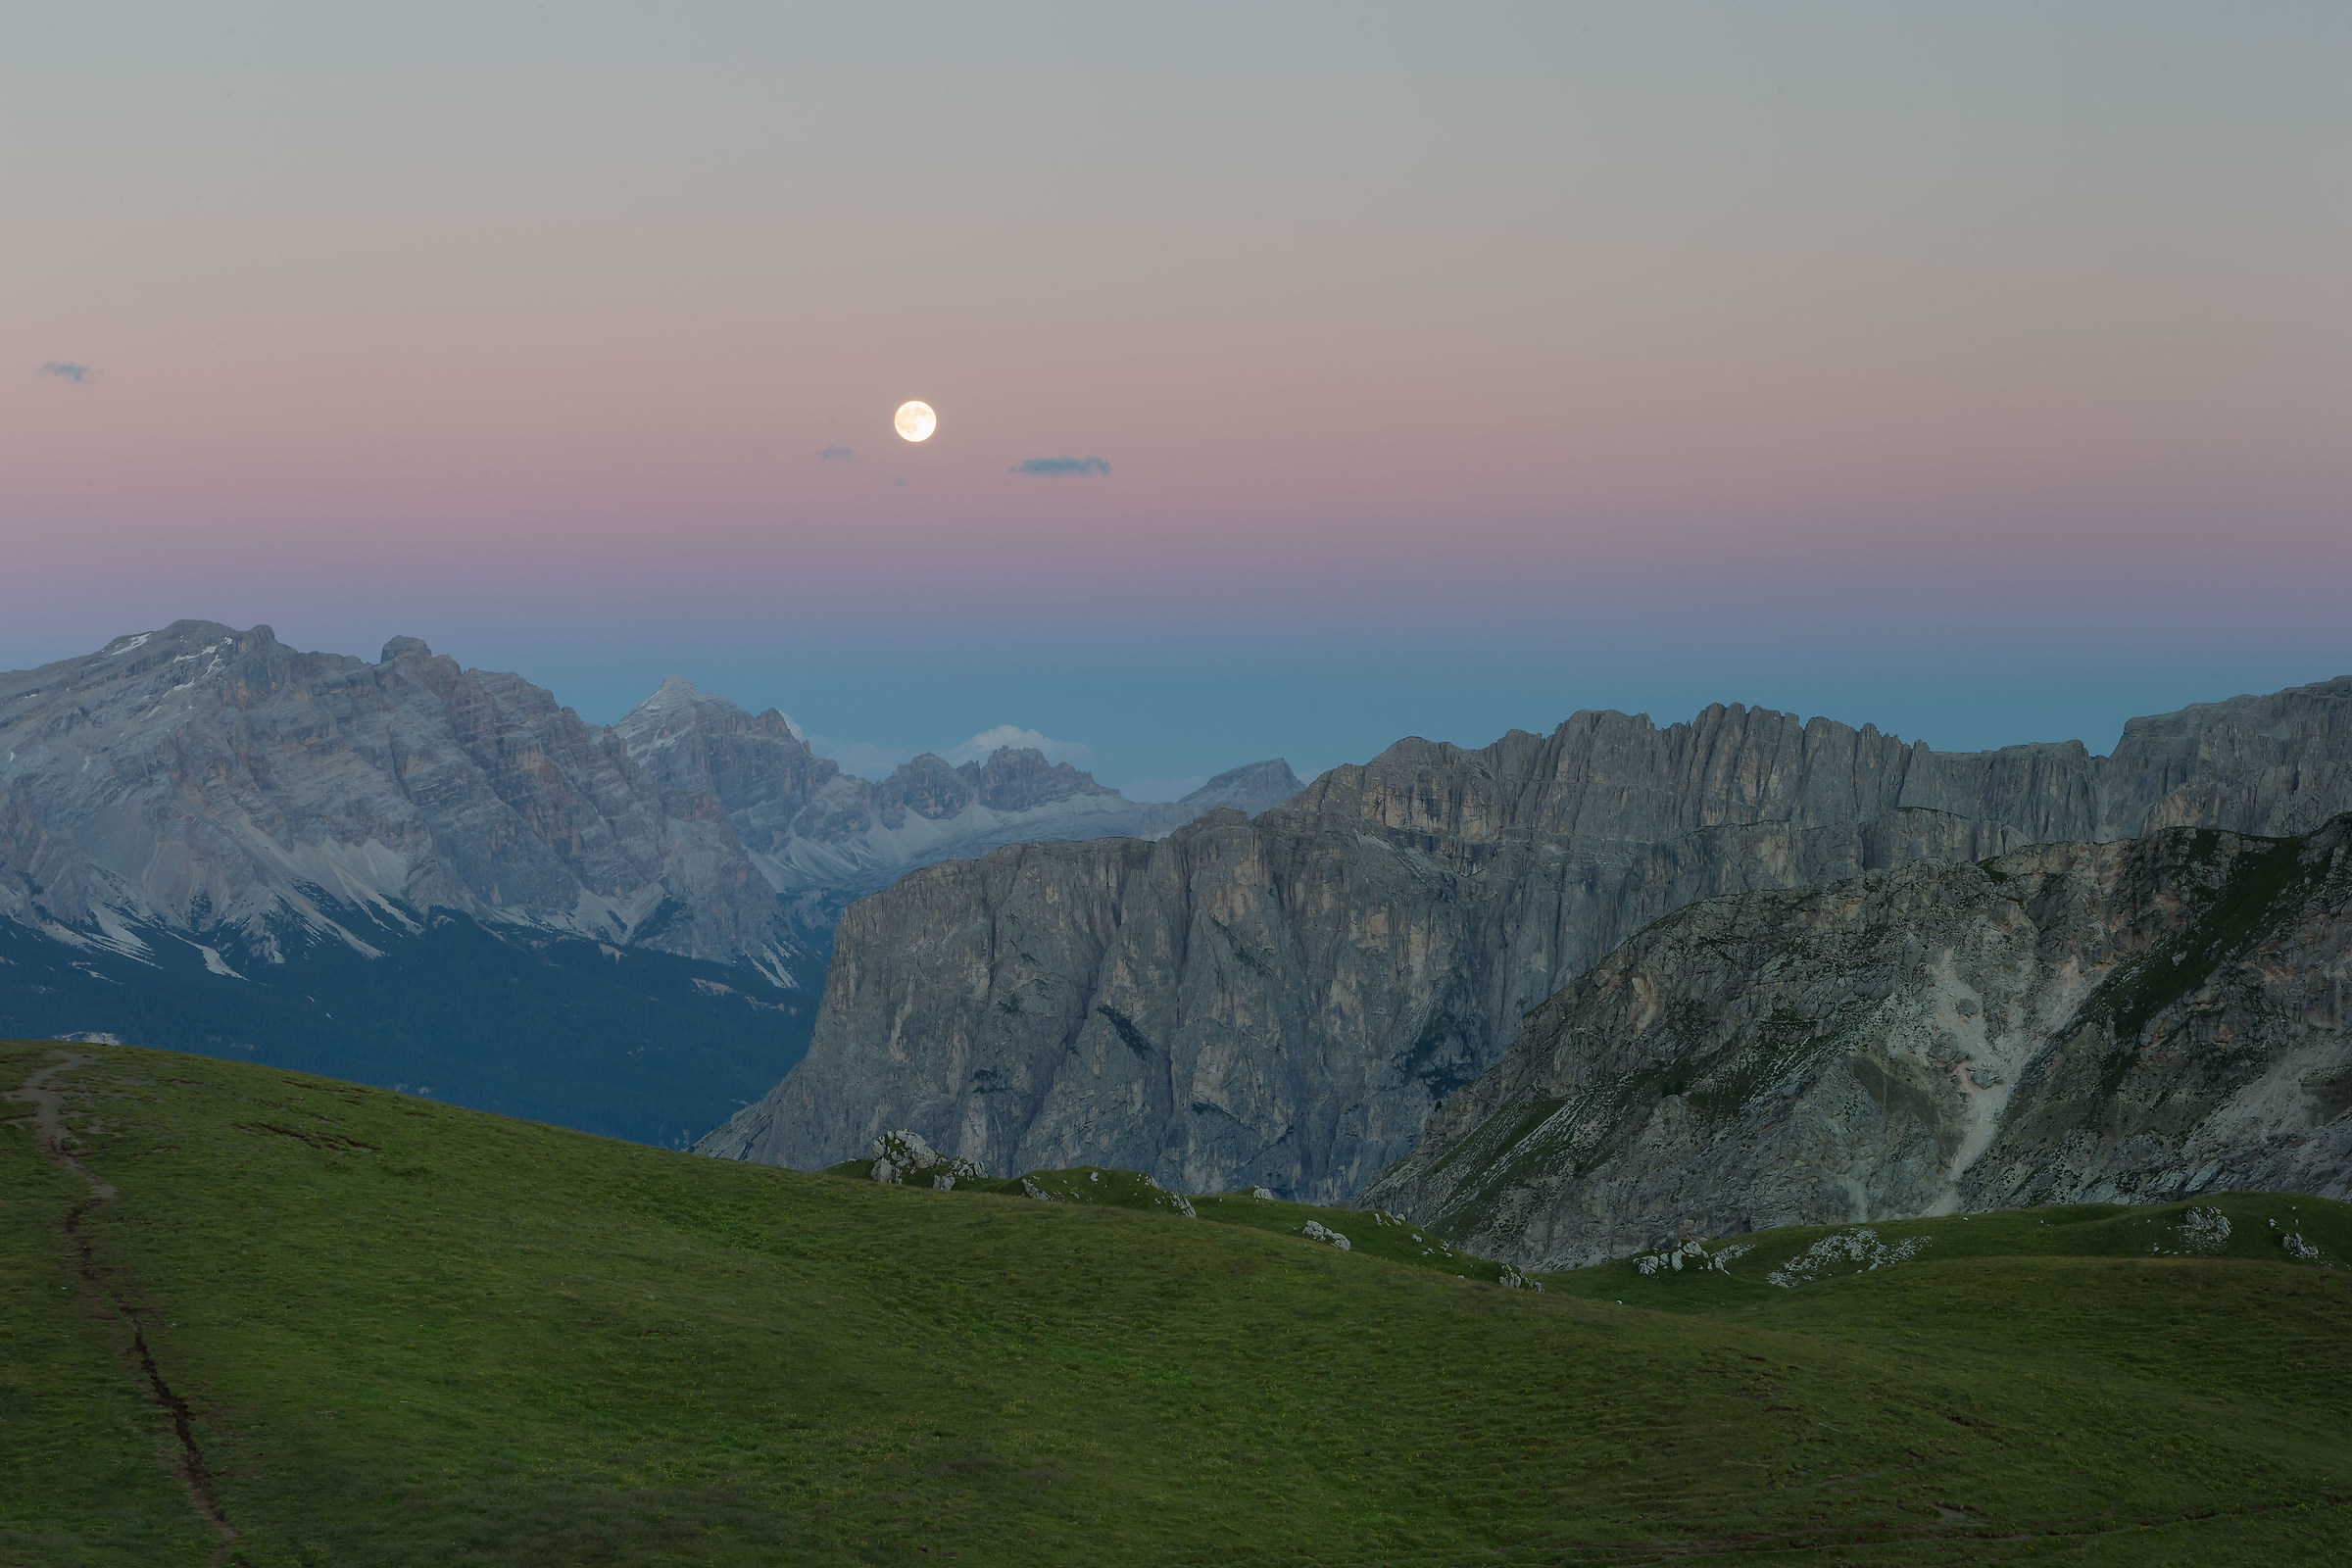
1301, 1220, 1351, 1250
1633, 1238, 1753, 1277
1250, 1187, 1275, 1200
1767, 1229, 1928, 1288
2178, 1206, 2231, 1253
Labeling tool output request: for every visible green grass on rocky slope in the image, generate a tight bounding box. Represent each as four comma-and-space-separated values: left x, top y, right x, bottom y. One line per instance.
9, 1038, 2352, 1566
831, 1159, 1509, 1281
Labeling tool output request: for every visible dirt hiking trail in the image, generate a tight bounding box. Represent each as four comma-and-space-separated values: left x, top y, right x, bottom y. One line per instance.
7, 1049, 240, 1566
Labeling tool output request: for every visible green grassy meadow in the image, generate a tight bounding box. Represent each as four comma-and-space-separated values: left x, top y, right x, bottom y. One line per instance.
7, 1038, 2351, 1566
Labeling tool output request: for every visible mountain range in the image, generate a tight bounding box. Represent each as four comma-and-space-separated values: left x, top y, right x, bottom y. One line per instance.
700, 677, 2352, 1208
12, 617, 2346, 1248
0, 620, 1299, 1141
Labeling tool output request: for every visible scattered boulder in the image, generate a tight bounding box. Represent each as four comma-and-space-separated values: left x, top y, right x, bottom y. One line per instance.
1250, 1187, 1275, 1200
1301, 1220, 1350, 1251
867, 1129, 984, 1186
2177, 1206, 2231, 1253
1498, 1265, 1544, 1292
1633, 1238, 1754, 1278
1767, 1229, 1925, 1288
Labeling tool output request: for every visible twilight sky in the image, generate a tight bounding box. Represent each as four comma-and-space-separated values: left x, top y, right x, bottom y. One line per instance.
7, 2, 2348, 797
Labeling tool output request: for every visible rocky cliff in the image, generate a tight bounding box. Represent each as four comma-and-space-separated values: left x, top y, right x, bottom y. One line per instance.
0, 622, 799, 967
1363, 814, 2352, 1266
0, 621, 1298, 1141
699, 679, 2352, 1200
0, 622, 1299, 972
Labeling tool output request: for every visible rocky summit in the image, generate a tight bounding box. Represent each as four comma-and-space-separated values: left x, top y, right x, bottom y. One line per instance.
699, 678, 2352, 1201
1364, 813, 2352, 1266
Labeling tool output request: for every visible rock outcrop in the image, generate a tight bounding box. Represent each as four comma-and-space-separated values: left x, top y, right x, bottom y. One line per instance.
864, 1129, 983, 1187
699, 679, 2352, 1200
1364, 815, 2352, 1267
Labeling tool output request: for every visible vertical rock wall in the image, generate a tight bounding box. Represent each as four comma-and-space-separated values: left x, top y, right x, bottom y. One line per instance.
702, 679, 2352, 1200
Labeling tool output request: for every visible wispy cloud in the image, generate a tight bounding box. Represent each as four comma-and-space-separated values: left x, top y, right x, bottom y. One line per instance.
817, 445, 856, 463
37, 362, 95, 384
948, 725, 1094, 766
1011, 456, 1110, 477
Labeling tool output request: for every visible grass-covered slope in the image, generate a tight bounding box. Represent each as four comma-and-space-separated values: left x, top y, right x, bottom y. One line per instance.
9, 1039, 2352, 1566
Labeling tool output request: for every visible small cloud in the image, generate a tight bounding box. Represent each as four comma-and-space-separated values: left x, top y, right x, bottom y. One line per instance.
37, 362, 96, 384
1011, 456, 1110, 477
817, 446, 856, 464
947, 725, 1094, 766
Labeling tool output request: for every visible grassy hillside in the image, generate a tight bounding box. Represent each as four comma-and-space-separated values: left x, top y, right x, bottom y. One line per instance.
7, 1039, 2351, 1566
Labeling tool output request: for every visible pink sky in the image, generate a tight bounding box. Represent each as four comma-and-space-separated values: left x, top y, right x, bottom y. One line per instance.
6, 4, 2348, 782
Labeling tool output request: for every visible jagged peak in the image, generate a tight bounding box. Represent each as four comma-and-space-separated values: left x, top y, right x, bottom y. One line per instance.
1180, 759, 1305, 805
619, 674, 737, 728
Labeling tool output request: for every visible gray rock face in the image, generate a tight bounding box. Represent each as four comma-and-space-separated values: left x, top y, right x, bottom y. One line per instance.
0, 622, 1300, 977
699, 679, 2352, 1199
1364, 814, 2352, 1266
865, 1128, 982, 1186
1137, 760, 1311, 837
0, 621, 794, 966
615, 678, 1300, 907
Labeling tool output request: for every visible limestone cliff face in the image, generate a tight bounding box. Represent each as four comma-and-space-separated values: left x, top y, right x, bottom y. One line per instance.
700, 680, 2352, 1199
0, 621, 791, 965
1364, 815, 2352, 1266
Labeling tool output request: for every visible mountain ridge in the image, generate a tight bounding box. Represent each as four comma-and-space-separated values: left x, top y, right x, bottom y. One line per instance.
698, 676, 2352, 1202
0, 619, 1300, 1139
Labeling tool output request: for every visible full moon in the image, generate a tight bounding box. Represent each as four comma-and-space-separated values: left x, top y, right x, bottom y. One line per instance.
894, 401, 937, 442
